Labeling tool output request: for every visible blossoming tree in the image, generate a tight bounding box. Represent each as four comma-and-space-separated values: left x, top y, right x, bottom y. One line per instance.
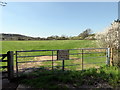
96, 19, 120, 66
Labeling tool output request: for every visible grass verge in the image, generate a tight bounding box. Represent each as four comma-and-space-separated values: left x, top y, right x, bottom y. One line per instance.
18, 66, 120, 89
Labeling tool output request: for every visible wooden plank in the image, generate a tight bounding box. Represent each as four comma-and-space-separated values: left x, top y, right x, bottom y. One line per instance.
0, 54, 7, 57
0, 66, 7, 68
110, 48, 113, 66
1, 54, 7, 60
2, 76, 8, 79
0, 59, 7, 62
2, 71, 8, 74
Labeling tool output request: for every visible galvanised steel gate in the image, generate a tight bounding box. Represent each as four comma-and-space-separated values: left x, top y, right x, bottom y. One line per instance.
15, 48, 110, 76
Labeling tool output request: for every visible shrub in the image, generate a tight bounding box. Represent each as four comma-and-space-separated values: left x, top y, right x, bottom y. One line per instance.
95, 19, 120, 66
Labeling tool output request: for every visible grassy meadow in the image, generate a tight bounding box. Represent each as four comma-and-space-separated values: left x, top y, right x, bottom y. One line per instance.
2, 40, 120, 88
1, 40, 97, 53
1, 40, 107, 71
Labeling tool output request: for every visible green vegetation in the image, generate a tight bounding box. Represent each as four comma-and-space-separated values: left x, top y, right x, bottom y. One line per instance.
1, 40, 97, 53
1, 40, 119, 88
19, 66, 120, 88
1, 40, 106, 70
1, 29, 95, 41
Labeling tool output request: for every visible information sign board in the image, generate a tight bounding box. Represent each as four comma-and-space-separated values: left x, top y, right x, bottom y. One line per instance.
57, 50, 69, 60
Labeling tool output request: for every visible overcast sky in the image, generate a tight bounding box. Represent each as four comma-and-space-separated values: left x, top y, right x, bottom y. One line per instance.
1, 2, 118, 37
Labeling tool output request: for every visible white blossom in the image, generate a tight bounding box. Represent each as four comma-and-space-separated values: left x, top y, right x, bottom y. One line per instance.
95, 20, 120, 49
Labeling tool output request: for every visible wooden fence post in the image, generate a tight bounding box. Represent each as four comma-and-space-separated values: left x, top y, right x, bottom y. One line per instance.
7, 51, 14, 81
110, 48, 113, 66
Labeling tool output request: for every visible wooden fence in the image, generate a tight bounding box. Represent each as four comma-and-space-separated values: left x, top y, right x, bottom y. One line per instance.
0, 51, 14, 81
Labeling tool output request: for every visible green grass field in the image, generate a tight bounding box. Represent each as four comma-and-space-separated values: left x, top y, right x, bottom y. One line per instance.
1, 40, 107, 71
1, 40, 97, 53
1, 40, 118, 88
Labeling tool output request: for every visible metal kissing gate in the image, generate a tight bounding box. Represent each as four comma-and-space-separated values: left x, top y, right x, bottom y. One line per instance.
15, 48, 110, 76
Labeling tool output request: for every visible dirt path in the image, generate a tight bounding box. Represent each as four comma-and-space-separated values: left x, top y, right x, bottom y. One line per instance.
15, 55, 100, 72
16, 56, 57, 71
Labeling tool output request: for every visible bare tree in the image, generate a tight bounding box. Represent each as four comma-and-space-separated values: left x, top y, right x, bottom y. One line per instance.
78, 28, 92, 39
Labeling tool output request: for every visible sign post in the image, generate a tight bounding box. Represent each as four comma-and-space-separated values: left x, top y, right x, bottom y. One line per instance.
57, 50, 69, 71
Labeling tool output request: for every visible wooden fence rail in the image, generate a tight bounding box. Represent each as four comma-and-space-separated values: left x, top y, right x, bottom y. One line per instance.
0, 51, 14, 81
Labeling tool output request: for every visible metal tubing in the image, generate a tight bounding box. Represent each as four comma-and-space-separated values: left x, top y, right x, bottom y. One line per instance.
16, 48, 108, 52
15, 48, 109, 72
82, 49, 84, 70
62, 60, 65, 71
52, 51, 54, 70
106, 48, 110, 66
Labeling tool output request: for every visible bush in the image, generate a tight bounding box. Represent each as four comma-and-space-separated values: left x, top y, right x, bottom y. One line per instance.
95, 19, 120, 66
19, 66, 119, 88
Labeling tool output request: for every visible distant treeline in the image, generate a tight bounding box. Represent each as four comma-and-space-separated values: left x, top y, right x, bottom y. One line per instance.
0, 29, 96, 41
